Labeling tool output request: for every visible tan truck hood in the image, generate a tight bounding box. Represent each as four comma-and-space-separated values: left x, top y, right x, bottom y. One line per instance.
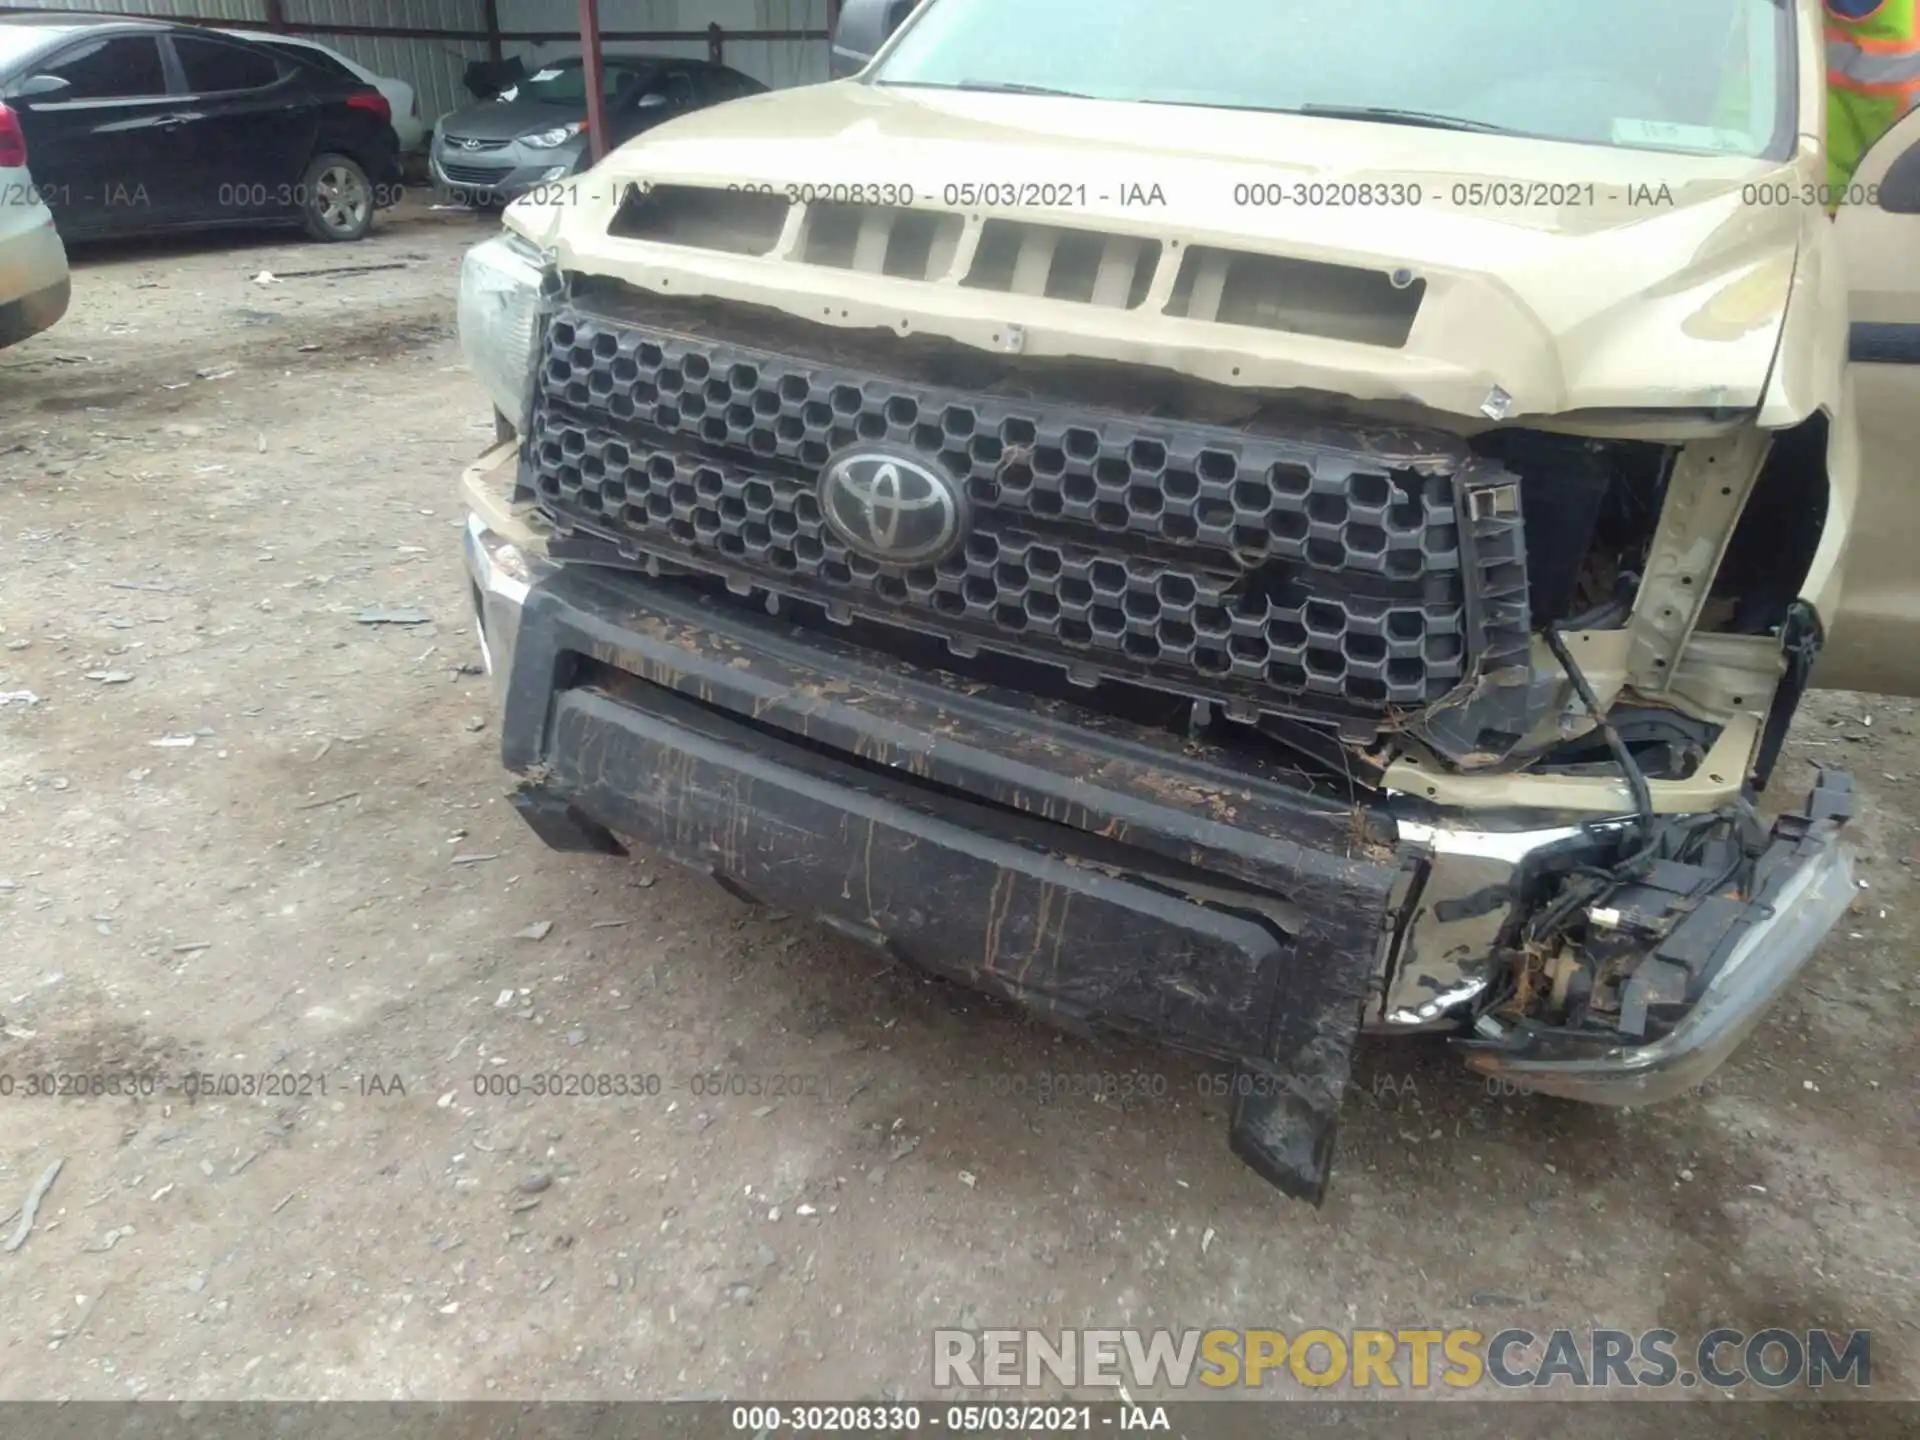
512, 82, 1819, 426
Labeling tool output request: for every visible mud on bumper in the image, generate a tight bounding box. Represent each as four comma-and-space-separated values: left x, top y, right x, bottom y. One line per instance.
467, 517, 1401, 1203
464, 514, 1858, 1201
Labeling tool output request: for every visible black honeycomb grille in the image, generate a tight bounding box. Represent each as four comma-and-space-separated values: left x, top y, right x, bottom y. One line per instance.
526, 305, 1507, 721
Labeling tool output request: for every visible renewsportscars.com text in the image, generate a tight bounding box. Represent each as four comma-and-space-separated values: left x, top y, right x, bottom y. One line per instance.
932, 1326, 1872, 1391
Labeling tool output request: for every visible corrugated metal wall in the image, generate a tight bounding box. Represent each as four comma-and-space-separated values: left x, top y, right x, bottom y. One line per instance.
2, 0, 831, 130
495, 1, 831, 91
289, 1, 488, 132
5, 0, 266, 18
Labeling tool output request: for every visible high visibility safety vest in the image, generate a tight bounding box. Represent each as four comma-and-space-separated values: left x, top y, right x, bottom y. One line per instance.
1828, 0, 1920, 194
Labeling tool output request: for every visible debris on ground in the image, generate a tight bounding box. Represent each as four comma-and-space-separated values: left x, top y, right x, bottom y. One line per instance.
275, 263, 411, 280
2, 1157, 65, 1254
82, 1226, 134, 1254
50, 1285, 106, 1347
355, 607, 433, 626
292, 792, 360, 811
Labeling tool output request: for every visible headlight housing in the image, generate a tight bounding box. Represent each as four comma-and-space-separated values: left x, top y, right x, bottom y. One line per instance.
457, 231, 550, 432
524, 121, 585, 148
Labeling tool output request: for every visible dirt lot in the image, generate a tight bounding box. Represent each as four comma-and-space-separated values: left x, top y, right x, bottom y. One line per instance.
0, 196, 1914, 1411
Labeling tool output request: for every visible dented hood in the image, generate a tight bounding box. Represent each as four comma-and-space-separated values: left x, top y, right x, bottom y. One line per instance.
513, 81, 1814, 425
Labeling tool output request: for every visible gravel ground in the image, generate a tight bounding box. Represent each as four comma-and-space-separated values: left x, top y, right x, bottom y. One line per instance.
0, 197, 1914, 1415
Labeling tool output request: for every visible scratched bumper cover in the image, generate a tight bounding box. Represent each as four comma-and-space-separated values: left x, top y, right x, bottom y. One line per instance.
473, 536, 1398, 1203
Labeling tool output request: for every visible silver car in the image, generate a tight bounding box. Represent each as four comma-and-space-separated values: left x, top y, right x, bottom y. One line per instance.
430, 54, 764, 204
0, 96, 67, 350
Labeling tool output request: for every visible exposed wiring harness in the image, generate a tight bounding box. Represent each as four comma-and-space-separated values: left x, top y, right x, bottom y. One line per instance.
1482, 627, 1769, 1034
1543, 621, 1655, 856
1501, 806, 1764, 1036
1509, 624, 1673, 961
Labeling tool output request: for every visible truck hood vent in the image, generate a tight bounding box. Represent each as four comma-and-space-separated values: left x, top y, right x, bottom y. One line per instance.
607, 195, 1404, 335
799, 201, 965, 280
961, 220, 1159, 310
1168, 247, 1423, 348
608, 183, 789, 256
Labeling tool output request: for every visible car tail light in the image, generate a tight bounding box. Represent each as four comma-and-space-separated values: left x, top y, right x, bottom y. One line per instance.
347, 89, 391, 125
0, 103, 26, 169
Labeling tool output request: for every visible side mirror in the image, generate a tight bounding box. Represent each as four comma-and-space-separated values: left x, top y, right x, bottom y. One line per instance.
1876, 137, 1920, 215
831, 0, 917, 80
10, 73, 72, 103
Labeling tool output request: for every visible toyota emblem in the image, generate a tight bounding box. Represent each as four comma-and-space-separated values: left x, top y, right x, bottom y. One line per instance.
818, 448, 967, 567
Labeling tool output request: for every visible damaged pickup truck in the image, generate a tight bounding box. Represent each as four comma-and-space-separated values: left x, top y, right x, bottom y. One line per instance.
454, 0, 1920, 1202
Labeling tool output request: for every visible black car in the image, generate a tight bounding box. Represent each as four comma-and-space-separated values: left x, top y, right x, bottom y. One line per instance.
0, 15, 402, 242
431, 55, 766, 205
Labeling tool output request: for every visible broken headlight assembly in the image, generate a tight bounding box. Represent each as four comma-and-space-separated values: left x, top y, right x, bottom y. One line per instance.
1453, 771, 1857, 1105
457, 230, 555, 434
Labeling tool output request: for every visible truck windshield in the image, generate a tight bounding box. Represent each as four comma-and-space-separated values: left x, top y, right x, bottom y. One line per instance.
872, 0, 1794, 158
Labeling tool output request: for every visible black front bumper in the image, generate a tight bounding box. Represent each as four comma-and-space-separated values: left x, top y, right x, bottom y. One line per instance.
487, 555, 1401, 1204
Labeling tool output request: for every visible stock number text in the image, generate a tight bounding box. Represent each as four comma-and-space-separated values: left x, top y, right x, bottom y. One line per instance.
471, 1072, 663, 1098
728, 181, 917, 205
1235, 180, 1423, 207
729, 1405, 922, 1431
1743, 181, 1880, 209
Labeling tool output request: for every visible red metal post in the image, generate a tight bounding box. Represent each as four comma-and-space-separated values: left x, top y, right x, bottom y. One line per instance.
578, 0, 609, 163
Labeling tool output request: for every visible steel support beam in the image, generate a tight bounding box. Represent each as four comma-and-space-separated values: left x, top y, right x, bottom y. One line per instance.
483, 0, 502, 65
578, 0, 609, 164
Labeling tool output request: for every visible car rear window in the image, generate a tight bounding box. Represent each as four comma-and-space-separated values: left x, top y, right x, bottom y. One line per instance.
0, 25, 66, 69
174, 35, 282, 94
258, 40, 357, 81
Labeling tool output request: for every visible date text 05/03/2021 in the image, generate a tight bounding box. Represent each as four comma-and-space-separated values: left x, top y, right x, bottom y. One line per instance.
726, 1404, 1166, 1433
